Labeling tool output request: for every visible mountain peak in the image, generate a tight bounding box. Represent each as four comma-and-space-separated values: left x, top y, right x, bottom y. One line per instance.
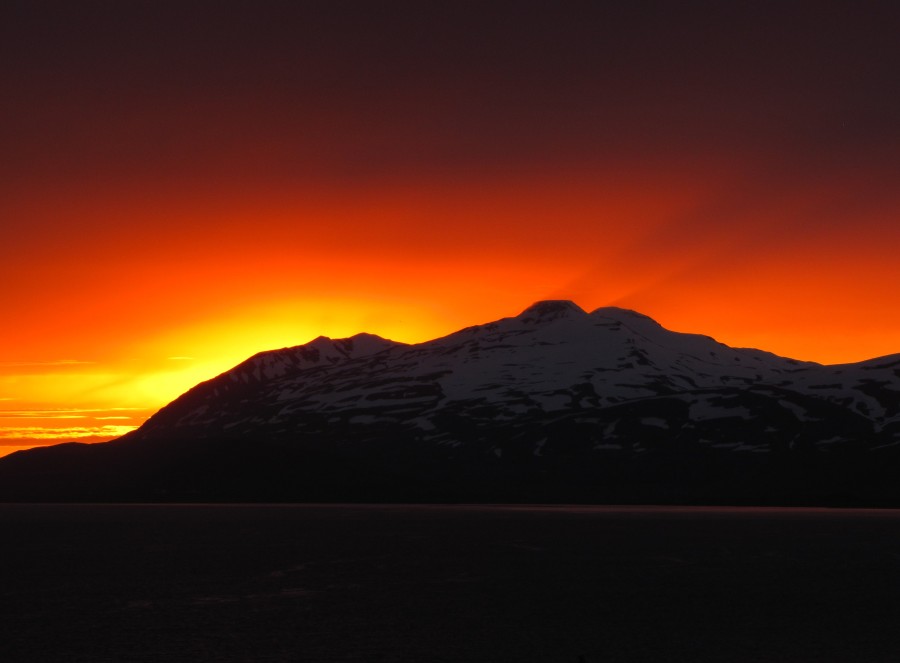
517, 300, 587, 323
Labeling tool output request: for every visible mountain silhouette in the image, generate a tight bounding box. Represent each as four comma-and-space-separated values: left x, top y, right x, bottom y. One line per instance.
1, 301, 898, 504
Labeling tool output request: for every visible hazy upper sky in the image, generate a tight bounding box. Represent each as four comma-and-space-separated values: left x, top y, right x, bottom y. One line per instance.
1, 0, 898, 452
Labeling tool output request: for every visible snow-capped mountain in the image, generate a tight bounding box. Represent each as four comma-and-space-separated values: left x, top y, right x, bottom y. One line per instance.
2, 300, 899, 503
130, 300, 899, 454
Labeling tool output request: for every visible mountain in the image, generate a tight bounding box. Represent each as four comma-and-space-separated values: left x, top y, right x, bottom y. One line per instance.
2, 300, 899, 504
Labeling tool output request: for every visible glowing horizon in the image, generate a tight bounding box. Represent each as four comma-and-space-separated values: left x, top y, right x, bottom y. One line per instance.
2, 2, 898, 456
2, 293, 897, 457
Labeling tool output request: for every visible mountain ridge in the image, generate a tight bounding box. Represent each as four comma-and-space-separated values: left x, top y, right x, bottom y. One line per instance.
1, 300, 898, 504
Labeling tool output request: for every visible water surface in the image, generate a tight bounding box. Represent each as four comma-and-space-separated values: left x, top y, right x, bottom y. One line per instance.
2, 504, 898, 662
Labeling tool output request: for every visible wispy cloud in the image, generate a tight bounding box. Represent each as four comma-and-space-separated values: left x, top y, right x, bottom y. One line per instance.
3, 414, 88, 420
0, 424, 138, 444
0, 360, 95, 367
0, 408, 146, 419
167, 356, 194, 361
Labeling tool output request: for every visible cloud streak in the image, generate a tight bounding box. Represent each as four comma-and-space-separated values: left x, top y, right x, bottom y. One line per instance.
0, 424, 137, 444
0, 360, 93, 366
0, 408, 145, 418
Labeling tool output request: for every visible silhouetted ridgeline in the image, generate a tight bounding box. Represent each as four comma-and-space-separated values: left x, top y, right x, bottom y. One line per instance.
2, 302, 899, 504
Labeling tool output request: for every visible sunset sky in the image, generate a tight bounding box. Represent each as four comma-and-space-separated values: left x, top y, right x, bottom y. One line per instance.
2, 1, 899, 455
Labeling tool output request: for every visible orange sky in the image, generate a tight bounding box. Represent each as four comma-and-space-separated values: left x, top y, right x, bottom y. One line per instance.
1, 1, 898, 455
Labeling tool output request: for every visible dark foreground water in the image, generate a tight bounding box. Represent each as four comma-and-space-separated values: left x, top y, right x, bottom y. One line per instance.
2, 505, 900, 662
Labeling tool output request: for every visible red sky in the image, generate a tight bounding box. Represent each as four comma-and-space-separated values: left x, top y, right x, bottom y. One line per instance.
1, 1, 899, 454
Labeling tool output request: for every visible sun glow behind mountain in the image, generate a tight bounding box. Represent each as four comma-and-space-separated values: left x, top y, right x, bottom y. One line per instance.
2, 2, 899, 455
0, 296, 460, 455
